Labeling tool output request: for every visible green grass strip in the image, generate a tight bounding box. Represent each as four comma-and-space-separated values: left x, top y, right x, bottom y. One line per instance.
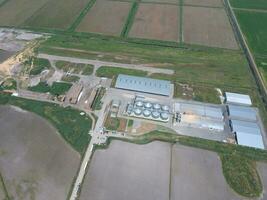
68, 0, 97, 32
121, 1, 139, 38
0, 172, 11, 200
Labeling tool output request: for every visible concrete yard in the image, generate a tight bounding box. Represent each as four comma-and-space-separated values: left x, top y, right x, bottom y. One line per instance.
183, 6, 238, 49
129, 4, 180, 41
77, 0, 131, 35
80, 141, 171, 200
80, 140, 244, 200
0, 105, 80, 200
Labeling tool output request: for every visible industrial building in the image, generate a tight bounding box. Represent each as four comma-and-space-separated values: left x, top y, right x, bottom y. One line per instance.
65, 83, 83, 104
174, 103, 223, 120
115, 74, 172, 96
225, 92, 252, 106
230, 119, 264, 149
126, 96, 171, 122
227, 104, 257, 121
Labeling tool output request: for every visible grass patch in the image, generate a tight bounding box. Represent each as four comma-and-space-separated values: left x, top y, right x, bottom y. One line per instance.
230, 0, 267, 10
234, 10, 267, 56
26, 57, 51, 76
221, 153, 262, 197
91, 87, 106, 110
0, 171, 10, 200
127, 119, 134, 128
0, 92, 92, 154
55, 60, 94, 75
61, 74, 80, 82
96, 66, 147, 79
0, 78, 16, 90
121, 1, 139, 37
28, 81, 72, 95
104, 114, 127, 132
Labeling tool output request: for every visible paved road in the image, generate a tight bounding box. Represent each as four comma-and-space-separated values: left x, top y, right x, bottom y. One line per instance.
38, 53, 174, 75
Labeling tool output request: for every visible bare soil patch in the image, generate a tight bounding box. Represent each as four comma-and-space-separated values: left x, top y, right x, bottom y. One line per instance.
0, 105, 80, 200
77, 0, 131, 36
183, 7, 238, 49
129, 3, 180, 41
184, 0, 223, 7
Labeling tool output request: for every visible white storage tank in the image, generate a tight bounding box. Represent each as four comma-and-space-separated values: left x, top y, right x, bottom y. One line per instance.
153, 103, 161, 110
145, 102, 152, 109
143, 110, 151, 117
152, 111, 160, 119
162, 105, 169, 112
134, 108, 142, 115
160, 112, 169, 120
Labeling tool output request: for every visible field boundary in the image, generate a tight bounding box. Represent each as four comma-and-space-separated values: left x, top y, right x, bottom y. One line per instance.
121, 1, 139, 37
68, 0, 97, 31
179, 0, 183, 43
0, 172, 10, 200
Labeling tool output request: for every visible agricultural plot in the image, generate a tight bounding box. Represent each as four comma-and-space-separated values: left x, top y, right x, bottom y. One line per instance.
183, 6, 238, 49
0, 105, 80, 200
230, 0, 267, 10
0, 0, 50, 26
141, 0, 180, 4
129, 4, 180, 41
23, 0, 90, 29
184, 0, 223, 7
0, 50, 14, 63
77, 0, 131, 36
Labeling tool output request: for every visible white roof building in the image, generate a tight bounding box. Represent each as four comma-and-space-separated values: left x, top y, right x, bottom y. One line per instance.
225, 92, 252, 106
231, 120, 264, 149
228, 105, 257, 121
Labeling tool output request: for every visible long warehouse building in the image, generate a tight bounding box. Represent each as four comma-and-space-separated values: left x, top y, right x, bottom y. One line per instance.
115, 74, 172, 96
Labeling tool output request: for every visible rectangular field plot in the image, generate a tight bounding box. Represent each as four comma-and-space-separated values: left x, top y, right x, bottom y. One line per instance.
23, 0, 90, 29
234, 10, 267, 55
129, 4, 180, 41
183, 7, 238, 49
141, 0, 180, 4
184, 0, 223, 7
76, 0, 131, 36
0, 0, 50, 26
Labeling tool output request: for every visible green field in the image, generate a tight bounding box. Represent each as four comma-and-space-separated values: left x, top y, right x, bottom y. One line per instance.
0, 92, 92, 154
56, 60, 94, 75
230, 0, 267, 10
28, 82, 72, 95
96, 66, 147, 78
61, 74, 80, 83
235, 10, 267, 56
26, 57, 51, 76
0, 78, 17, 90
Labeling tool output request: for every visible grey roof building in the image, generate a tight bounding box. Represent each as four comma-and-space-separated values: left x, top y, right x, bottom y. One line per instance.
225, 92, 252, 106
231, 119, 264, 149
228, 105, 257, 121
115, 75, 171, 96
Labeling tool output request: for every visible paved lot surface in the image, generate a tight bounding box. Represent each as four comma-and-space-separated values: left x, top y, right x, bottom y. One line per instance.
171, 144, 242, 200
183, 6, 238, 49
257, 162, 267, 200
129, 3, 180, 41
80, 141, 171, 200
77, 0, 131, 35
0, 105, 80, 200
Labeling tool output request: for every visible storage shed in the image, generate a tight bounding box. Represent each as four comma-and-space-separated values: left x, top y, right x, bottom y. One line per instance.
225, 92, 252, 106
227, 105, 257, 121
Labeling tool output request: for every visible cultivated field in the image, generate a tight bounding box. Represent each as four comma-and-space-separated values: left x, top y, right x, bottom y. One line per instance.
0, 0, 50, 26
183, 6, 238, 49
170, 144, 242, 200
80, 141, 171, 200
184, 0, 223, 7
230, 0, 267, 10
129, 4, 180, 41
77, 0, 131, 36
0, 50, 14, 63
0, 105, 80, 199
257, 162, 267, 197
23, 0, 90, 29
80, 140, 245, 200
141, 0, 180, 3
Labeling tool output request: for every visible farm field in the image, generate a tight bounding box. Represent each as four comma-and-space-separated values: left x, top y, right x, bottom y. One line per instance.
129, 3, 180, 41
0, 0, 50, 26
0, 50, 14, 63
141, 0, 179, 3
0, 105, 80, 199
79, 141, 251, 200
183, 6, 238, 49
77, 0, 131, 36
23, 0, 90, 29
230, 0, 267, 10
184, 0, 223, 7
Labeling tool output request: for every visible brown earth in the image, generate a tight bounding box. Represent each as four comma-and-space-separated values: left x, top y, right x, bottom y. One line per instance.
184, 0, 223, 7
129, 3, 180, 41
0, 105, 80, 200
183, 6, 238, 49
77, 0, 131, 36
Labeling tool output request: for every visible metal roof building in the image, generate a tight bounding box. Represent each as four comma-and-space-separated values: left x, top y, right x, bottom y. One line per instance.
228, 105, 257, 121
225, 92, 252, 106
174, 103, 223, 120
231, 120, 264, 149
115, 75, 171, 96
